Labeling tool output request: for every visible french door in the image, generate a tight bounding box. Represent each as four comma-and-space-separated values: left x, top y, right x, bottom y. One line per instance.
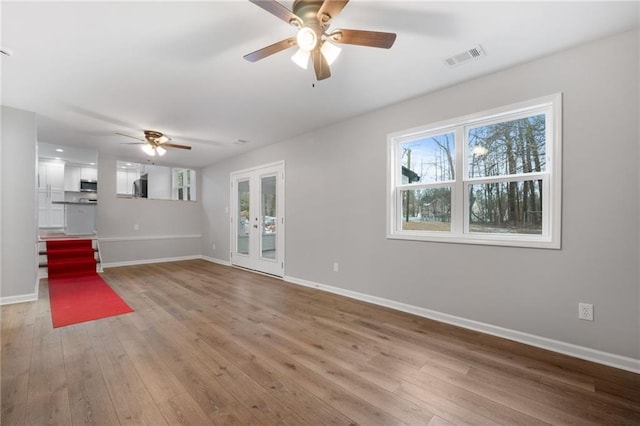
230, 162, 284, 277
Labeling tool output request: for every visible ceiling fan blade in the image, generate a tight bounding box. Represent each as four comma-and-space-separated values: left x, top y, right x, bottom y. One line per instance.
249, 0, 302, 26
244, 37, 297, 62
329, 29, 397, 49
317, 0, 349, 25
116, 132, 145, 142
179, 136, 226, 147
161, 143, 192, 150
121, 142, 144, 145
312, 48, 331, 81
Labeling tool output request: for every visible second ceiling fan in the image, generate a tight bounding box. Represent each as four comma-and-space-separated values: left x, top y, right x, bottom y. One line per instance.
244, 0, 396, 81
117, 130, 192, 157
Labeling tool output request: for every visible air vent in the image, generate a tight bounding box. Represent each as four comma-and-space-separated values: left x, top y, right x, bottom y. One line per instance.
443, 45, 486, 68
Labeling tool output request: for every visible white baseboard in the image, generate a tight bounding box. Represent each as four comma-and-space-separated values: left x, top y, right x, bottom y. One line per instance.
201, 256, 232, 266
0, 292, 38, 306
284, 275, 640, 374
102, 255, 202, 269
99, 234, 201, 242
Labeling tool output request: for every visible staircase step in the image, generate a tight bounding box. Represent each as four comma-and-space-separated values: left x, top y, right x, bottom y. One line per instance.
47, 258, 97, 278
40, 248, 98, 256
44, 239, 100, 278
47, 248, 96, 260
40, 258, 101, 268
46, 239, 93, 250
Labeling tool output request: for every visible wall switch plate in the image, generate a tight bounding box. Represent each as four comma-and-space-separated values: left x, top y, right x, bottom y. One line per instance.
333, 262, 339, 272
579, 303, 594, 321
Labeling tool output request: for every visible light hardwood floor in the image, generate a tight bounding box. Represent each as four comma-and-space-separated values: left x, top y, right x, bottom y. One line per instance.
2, 260, 639, 425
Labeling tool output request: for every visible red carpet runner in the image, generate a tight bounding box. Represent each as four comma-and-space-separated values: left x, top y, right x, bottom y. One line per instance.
46, 239, 133, 328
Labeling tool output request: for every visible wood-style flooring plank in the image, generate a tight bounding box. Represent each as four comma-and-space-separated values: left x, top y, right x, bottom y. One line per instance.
138, 326, 235, 421
1, 301, 37, 425
2, 259, 639, 426
85, 320, 168, 425
155, 391, 214, 426
258, 324, 435, 425
59, 326, 120, 426
24, 281, 73, 426
265, 377, 356, 425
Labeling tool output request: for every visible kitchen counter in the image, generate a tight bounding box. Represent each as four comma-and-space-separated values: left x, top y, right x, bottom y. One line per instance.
53, 202, 97, 235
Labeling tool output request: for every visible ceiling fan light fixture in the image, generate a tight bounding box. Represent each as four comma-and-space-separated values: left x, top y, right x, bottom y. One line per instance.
296, 27, 317, 52
142, 144, 155, 156
156, 146, 167, 156
156, 135, 169, 143
320, 40, 341, 65
291, 48, 310, 69
245, 1, 397, 81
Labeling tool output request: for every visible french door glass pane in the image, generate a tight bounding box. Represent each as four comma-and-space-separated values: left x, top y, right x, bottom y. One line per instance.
468, 179, 542, 234
401, 187, 451, 231
261, 175, 277, 260
237, 180, 250, 255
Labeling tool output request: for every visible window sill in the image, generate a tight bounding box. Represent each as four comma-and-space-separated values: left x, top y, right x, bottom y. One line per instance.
386, 231, 560, 250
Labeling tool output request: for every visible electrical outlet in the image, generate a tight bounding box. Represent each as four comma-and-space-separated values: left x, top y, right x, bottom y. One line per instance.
333, 262, 339, 272
212, 243, 216, 251
578, 303, 594, 321
133, 223, 139, 231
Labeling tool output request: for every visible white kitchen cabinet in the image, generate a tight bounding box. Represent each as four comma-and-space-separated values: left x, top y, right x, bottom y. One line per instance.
38, 161, 65, 190
117, 169, 138, 195
38, 190, 65, 227
64, 166, 81, 191
38, 161, 65, 227
81, 166, 97, 181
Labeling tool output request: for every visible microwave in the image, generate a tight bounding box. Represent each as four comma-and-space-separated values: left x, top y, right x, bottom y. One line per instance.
80, 179, 97, 192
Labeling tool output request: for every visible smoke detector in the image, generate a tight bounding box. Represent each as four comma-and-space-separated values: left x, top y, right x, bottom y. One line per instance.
443, 45, 486, 68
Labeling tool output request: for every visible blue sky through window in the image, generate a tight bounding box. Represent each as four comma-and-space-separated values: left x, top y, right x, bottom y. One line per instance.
400, 132, 455, 183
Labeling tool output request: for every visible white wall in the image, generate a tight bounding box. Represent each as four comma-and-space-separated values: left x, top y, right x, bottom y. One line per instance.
201, 30, 639, 363
97, 154, 202, 265
1, 106, 38, 303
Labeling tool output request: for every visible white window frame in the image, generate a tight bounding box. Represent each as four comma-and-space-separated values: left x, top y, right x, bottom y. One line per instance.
173, 168, 196, 201
387, 93, 562, 249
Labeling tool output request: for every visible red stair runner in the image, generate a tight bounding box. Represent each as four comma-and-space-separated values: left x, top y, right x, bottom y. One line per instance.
47, 239, 97, 278
45, 239, 133, 328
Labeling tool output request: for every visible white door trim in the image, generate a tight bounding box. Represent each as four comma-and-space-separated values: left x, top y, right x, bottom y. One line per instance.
230, 161, 285, 277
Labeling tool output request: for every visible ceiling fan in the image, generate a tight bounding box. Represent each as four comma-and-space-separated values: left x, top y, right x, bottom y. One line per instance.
244, 0, 396, 81
117, 130, 192, 157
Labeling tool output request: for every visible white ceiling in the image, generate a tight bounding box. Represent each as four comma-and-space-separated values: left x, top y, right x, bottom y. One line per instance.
2, 1, 638, 168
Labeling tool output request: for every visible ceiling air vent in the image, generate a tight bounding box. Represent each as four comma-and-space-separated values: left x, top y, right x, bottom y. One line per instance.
443, 45, 486, 68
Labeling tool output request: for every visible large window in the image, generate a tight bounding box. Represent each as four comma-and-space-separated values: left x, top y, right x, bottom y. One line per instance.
387, 94, 561, 248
